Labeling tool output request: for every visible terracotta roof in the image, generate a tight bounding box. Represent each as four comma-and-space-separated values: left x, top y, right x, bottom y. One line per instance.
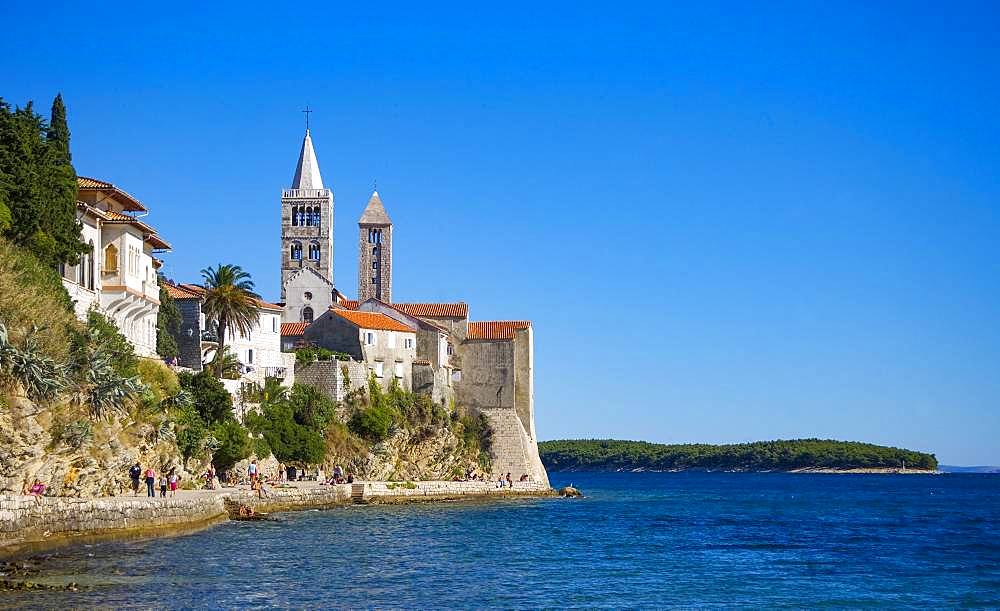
466, 321, 531, 341
176, 283, 282, 311
163, 283, 200, 300
330, 309, 416, 332
393, 302, 468, 318
337, 297, 359, 309
281, 322, 309, 336
77, 176, 148, 212
93, 207, 171, 250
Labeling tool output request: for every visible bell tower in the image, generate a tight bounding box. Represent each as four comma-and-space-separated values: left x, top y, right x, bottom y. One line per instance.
280, 128, 334, 299
358, 190, 392, 302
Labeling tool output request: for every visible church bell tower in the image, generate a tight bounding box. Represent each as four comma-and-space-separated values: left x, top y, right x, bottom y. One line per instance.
358, 190, 392, 302
280, 128, 334, 299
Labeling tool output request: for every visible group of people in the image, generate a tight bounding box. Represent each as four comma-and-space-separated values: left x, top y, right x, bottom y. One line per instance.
495, 472, 530, 488
324, 465, 355, 485
128, 463, 181, 498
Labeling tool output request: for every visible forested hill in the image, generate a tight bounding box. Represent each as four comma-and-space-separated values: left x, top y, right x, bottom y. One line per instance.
538, 439, 938, 472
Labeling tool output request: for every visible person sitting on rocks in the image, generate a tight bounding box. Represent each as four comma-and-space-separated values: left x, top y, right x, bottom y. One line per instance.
28, 479, 46, 502
346, 473, 354, 484
519, 474, 529, 482
506, 472, 513, 488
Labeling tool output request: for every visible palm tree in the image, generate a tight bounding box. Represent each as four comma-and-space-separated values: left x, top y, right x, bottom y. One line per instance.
200, 264, 260, 378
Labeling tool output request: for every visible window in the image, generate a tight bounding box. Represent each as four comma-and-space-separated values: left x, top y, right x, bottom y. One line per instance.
304, 291, 312, 300
104, 244, 118, 273
247, 349, 254, 364
447, 343, 454, 356
394, 362, 404, 378
364, 331, 376, 346
302, 306, 313, 323
373, 361, 384, 377
87, 241, 95, 289
308, 242, 320, 261
290, 242, 302, 260
272, 317, 277, 333
404, 338, 414, 349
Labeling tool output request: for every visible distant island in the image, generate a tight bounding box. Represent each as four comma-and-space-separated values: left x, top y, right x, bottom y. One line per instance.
538, 439, 938, 473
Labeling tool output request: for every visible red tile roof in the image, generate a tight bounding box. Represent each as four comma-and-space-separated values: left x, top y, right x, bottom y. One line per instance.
393, 302, 468, 318
466, 321, 531, 341
337, 298, 359, 309
281, 322, 309, 336
330, 309, 416, 332
163, 283, 200, 300
176, 283, 283, 311
77, 176, 148, 212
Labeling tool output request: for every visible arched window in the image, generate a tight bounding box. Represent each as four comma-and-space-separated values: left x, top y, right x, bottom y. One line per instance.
311, 208, 321, 226
104, 244, 118, 273
302, 306, 313, 323
291, 206, 299, 226
296, 207, 305, 226
290, 241, 302, 260
308, 242, 320, 261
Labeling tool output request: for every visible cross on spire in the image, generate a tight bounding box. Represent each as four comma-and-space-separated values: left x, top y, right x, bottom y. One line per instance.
302, 105, 313, 131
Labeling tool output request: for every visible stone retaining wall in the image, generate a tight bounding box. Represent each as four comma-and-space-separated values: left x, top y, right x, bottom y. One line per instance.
0, 481, 554, 557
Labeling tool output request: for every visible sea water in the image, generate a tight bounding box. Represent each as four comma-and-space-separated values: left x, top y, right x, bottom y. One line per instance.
3, 472, 999, 608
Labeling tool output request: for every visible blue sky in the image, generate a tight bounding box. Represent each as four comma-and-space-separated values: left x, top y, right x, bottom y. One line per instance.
4, 1, 999, 464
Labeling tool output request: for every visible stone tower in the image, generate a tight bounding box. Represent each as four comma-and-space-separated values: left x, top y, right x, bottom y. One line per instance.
357, 190, 392, 302
280, 129, 334, 300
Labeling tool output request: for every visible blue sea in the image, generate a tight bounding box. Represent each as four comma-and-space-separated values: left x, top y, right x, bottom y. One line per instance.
3, 472, 999, 608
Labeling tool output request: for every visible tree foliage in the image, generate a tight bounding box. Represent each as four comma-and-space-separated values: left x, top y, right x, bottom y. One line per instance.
244, 382, 331, 465
0, 95, 86, 267
199, 264, 260, 378
211, 419, 251, 473
156, 278, 181, 359
538, 439, 939, 472
178, 370, 232, 425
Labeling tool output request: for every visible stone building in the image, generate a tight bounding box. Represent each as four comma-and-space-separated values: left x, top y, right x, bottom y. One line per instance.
356, 298, 457, 405
275, 128, 548, 485
303, 308, 417, 391
166, 283, 294, 385
357, 190, 392, 303
280, 129, 334, 307
60, 176, 171, 357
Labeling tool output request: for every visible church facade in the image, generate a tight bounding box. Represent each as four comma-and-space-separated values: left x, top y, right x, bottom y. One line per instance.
278, 128, 548, 485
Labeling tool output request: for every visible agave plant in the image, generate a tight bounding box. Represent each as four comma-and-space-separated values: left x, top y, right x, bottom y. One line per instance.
161, 388, 194, 412
71, 328, 146, 420
2, 325, 67, 402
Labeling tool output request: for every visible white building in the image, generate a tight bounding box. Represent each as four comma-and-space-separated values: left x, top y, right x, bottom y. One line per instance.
60, 176, 170, 357
171, 283, 294, 386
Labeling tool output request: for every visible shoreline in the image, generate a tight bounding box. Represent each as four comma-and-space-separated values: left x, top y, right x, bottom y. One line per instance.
0, 480, 554, 559
545, 467, 940, 474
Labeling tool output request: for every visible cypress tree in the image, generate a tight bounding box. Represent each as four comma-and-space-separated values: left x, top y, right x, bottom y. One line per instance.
157, 278, 182, 359
41, 93, 85, 266
0, 95, 85, 267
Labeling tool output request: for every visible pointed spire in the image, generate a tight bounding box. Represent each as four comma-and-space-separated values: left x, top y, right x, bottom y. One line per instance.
291, 129, 324, 190
359, 190, 392, 225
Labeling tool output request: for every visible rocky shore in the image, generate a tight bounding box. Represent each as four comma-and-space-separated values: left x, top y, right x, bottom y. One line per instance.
0, 480, 554, 558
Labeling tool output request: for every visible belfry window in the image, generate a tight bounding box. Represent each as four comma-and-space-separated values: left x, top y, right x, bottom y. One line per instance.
308, 242, 320, 261
291, 206, 298, 226
290, 242, 303, 260
368, 228, 382, 244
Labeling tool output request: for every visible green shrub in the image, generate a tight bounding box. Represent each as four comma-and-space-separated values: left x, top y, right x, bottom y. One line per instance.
294, 346, 350, 364
179, 370, 232, 425
82, 309, 137, 377
53, 418, 93, 449
211, 419, 251, 473
348, 402, 396, 442
137, 359, 180, 404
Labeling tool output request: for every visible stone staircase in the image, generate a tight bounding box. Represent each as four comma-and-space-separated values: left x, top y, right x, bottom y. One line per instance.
351, 483, 366, 504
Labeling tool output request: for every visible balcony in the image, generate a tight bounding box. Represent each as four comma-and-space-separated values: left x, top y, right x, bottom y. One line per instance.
282, 188, 330, 199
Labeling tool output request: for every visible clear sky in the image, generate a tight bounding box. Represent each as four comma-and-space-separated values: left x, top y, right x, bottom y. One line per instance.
4, 1, 999, 464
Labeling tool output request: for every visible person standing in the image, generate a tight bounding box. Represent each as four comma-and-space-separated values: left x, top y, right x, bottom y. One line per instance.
168, 469, 179, 497
144, 466, 156, 498
248, 459, 258, 486
158, 474, 168, 498
506, 472, 513, 488
129, 462, 142, 496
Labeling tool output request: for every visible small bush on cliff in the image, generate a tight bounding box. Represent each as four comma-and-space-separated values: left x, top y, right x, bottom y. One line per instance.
179, 370, 232, 425
211, 419, 251, 473
79, 309, 138, 377
136, 359, 180, 404
244, 382, 330, 465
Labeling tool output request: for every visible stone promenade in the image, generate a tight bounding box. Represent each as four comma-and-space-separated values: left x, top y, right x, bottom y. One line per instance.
0, 480, 553, 556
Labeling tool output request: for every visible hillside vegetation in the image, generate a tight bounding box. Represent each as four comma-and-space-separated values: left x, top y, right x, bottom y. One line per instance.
538, 439, 938, 472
